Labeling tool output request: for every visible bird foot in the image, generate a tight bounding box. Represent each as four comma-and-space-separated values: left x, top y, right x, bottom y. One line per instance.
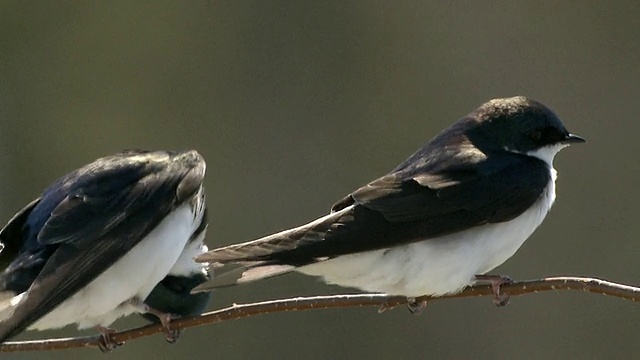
96, 326, 123, 352
130, 299, 181, 343
378, 303, 390, 313
406, 297, 427, 315
146, 307, 181, 343
475, 274, 514, 307
378, 300, 403, 313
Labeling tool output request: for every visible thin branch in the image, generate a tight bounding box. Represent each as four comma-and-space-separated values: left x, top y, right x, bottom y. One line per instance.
1, 276, 638, 352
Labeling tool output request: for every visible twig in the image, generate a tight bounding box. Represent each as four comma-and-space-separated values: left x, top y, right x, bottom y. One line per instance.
1, 276, 638, 352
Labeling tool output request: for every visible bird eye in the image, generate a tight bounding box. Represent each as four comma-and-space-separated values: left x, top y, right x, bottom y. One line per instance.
529, 129, 543, 142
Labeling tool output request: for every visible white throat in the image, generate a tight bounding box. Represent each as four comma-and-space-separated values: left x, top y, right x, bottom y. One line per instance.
523, 143, 569, 167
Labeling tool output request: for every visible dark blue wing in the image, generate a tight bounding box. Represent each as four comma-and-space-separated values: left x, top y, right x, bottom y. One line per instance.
199, 152, 549, 264
0, 150, 205, 342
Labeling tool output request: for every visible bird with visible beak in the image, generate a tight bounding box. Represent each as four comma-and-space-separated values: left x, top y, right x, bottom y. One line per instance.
194, 96, 585, 311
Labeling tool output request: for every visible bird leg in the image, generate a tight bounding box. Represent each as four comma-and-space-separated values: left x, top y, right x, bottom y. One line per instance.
475, 274, 514, 307
406, 297, 427, 315
377, 297, 427, 315
96, 326, 123, 352
129, 298, 180, 343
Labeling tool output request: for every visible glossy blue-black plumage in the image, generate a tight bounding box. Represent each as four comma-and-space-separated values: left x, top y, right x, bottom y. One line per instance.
0, 149, 206, 343
195, 96, 583, 272
1, 151, 175, 294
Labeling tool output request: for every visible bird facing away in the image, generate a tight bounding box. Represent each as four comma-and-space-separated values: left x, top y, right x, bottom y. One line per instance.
194, 96, 585, 304
0, 205, 212, 345
0, 149, 207, 347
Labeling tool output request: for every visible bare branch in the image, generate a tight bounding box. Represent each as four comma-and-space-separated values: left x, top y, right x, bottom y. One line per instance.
1, 276, 638, 352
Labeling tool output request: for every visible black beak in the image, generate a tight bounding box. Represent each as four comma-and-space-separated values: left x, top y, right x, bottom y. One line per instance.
563, 133, 586, 144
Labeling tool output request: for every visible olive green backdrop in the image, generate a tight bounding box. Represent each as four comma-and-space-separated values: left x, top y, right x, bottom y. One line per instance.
0, 1, 638, 359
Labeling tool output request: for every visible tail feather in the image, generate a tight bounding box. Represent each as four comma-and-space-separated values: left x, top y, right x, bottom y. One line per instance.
192, 206, 356, 293
192, 263, 296, 293
195, 206, 353, 264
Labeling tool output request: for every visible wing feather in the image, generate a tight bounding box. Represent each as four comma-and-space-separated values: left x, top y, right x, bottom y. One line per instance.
198, 153, 549, 266
0, 150, 205, 342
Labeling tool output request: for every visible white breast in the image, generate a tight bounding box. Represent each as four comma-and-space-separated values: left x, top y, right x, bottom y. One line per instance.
25, 203, 196, 330
300, 168, 557, 298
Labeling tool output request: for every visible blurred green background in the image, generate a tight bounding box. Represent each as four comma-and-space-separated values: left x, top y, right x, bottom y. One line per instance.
0, 1, 638, 359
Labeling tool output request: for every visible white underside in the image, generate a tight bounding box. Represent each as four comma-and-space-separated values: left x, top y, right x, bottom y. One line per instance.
301, 146, 563, 297
4, 204, 197, 331
168, 231, 209, 278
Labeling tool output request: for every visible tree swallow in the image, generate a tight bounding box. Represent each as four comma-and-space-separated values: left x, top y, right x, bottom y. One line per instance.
194, 96, 585, 308
0, 149, 207, 347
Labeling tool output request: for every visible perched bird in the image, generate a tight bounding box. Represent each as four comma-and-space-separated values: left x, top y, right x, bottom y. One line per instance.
0, 149, 207, 349
0, 205, 212, 346
194, 96, 585, 309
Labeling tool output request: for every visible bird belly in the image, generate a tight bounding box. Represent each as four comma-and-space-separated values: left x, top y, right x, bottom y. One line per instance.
300, 174, 556, 297
27, 204, 195, 331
